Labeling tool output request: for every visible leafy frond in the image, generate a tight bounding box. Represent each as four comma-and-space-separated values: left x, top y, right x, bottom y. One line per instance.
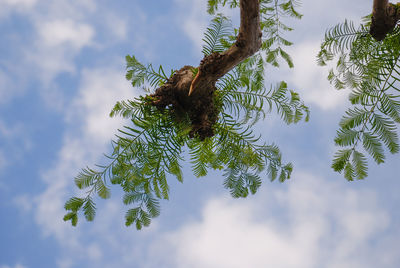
331, 149, 367, 181
318, 20, 366, 62
126, 55, 172, 89
218, 53, 309, 126
188, 138, 215, 177
319, 18, 400, 180
65, 97, 188, 228
202, 14, 233, 56
260, 0, 301, 68
207, 0, 238, 14
362, 131, 385, 164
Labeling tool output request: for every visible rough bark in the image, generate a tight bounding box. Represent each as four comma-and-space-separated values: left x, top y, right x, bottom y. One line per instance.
370, 0, 400, 41
150, 0, 262, 140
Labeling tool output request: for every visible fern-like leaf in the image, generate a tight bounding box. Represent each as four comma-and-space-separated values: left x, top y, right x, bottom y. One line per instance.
319, 19, 400, 179
202, 14, 233, 56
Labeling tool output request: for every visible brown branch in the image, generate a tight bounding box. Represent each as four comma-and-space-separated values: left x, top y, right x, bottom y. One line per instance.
370, 0, 400, 41
189, 0, 262, 95
150, 0, 262, 140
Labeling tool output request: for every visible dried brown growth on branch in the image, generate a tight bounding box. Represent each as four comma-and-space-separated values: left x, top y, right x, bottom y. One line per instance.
149, 0, 262, 140
370, 0, 400, 41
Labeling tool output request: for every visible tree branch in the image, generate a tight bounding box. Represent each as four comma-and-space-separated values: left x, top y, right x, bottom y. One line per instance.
150, 0, 262, 140
189, 0, 262, 95
370, 0, 400, 41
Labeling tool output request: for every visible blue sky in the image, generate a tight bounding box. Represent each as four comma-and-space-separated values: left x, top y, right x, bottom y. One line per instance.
0, 0, 399, 267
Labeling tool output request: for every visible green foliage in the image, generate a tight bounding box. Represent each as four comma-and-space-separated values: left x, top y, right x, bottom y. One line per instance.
64, 7, 308, 229
125, 55, 172, 89
64, 197, 95, 226
202, 14, 233, 55
318, 19, 400, 180
219, 65, 309, 125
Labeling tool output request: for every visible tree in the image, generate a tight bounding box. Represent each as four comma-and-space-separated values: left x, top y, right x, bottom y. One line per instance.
63, 0, 309, 229
64, 0, 400, 229
318, 0, 400, 181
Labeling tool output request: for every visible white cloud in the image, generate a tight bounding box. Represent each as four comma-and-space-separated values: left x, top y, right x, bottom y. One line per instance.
56, 258, 73, 268
38, 19, 94, 49
0, 263, 27, 268
300, 0, 370, 25
87, 243, 102, 260
27, 19, 95, 86
0, 0, 131, 108
30, 0, 96, 20
1, 0, 36, 6
0, 0, 37, 15
285, 41, 348, 111
152, 172, 398, 268
70, 67, 136, 144
102, 13, 127, 41
0, 0, 99, 103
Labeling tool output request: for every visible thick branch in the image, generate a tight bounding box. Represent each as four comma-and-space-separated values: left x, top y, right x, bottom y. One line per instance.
216, 0, 262, 76
370, 0, 400, 41
374, 0, 389, 10
189, 0, 262, 95
150, 0, 262, 139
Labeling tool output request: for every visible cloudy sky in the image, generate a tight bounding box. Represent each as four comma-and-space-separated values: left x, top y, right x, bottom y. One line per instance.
1, 0, 399, 267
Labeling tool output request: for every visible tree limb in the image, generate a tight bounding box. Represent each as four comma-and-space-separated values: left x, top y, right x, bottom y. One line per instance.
370, 0, 400, 41
150, 0, 262, 139
189, 0, 262, 95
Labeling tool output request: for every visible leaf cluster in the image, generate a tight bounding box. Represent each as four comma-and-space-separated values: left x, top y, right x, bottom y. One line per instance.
318, 19, 400, 180
202, 14, 234, 55
126, 54, 174, 90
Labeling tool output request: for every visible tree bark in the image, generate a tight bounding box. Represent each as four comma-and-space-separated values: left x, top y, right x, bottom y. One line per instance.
150, 0, 262, 139
370, 0, 400, 41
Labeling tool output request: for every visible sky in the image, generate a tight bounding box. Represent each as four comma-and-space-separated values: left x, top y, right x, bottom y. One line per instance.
0, 0, 399, 267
